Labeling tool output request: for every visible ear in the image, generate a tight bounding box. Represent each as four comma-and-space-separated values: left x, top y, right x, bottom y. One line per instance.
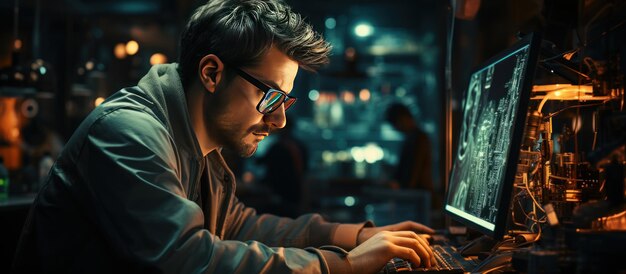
197, 54, 224, 93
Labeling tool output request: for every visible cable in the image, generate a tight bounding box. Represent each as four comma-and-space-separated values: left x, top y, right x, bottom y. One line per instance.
530, 162, 541, 176
483, 264, 509, 274
581, 3, 614, 47
513, 223, 542, 249
513, 207, 529, 228
538, 95, 550, 113
526, 211, 546, 233
582, 3, 621, 47
511, 194, 530, 229
539, 48, 581, 63
549, 174, 588, 182
543, 100, 612, 119
537, 85, 596, 113
524, 173, 546, 213
516, 193, 546, 224
583, 57, 597, 74
490, 238, 516, 253
592, 131, 598, 151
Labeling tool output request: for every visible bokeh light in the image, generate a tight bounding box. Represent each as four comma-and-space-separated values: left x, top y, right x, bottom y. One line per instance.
125, 40, 139, 55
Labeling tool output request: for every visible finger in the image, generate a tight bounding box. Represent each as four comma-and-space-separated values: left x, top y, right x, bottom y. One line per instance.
399, 247, 421, 268
383, 232, 433, 267
394, 236, 432, 267
387, 230, 431, 246
419, 234, 433, 244
380, 221, 411, 232
387, 230, 423, 238
410, 223, 435, 234
428, 247, 437, 266
415, 235, 437, 267
388, 230, 433, 264
412, 239, 433, 267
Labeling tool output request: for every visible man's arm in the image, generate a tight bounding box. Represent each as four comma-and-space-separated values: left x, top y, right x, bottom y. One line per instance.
78, 109, 328, 273
223, 197, 436, 273
224, 196, 372, 250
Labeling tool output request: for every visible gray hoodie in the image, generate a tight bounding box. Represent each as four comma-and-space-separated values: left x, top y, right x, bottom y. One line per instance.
13, 64, 370, 273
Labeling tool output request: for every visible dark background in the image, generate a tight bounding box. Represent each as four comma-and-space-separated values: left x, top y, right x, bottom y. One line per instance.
1, 0, 624, 270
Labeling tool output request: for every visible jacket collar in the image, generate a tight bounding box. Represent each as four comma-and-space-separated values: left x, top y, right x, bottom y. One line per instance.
136, 64, 235, 186
137, 63, 204, 162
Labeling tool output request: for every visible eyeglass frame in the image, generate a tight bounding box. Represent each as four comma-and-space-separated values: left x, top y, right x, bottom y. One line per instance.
232, 67, 297, 114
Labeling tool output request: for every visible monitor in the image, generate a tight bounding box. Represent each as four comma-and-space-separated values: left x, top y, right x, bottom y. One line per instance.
444, 33, 541, 239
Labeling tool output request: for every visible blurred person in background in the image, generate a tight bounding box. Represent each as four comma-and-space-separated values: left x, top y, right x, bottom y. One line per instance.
385, 102, 434, 193
13, 0, 436, 273
257, 115, 309, 218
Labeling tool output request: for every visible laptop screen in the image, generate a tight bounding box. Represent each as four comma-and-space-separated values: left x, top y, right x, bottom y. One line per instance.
444, 33, 541, 239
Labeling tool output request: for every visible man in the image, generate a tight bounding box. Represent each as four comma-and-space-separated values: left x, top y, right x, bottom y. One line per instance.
13, 0, 435, 273
385, 103, 434, 192
257, 116, 309, 218
385, 103, 442, 213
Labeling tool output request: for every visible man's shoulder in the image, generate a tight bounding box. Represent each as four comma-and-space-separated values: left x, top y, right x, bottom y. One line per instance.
86, 87, 165, 129
92, 106, 162, 130
66, 90, 168, 146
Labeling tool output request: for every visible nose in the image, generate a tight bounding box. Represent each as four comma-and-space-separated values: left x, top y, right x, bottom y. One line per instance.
263, 104, 287, 129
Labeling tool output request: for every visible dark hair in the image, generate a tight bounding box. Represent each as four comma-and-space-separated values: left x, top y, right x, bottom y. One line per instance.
385, 102, 413, 125
178, 0, 331, 88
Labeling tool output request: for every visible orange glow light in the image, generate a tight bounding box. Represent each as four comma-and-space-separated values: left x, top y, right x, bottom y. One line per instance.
14, 39, 22, 50
94, 97, 105, 107
114, 43, 126, 59
149, 53, 167, 65
125, 40, 139, 56
341, 91, 355, 104
359, 89, 371, 101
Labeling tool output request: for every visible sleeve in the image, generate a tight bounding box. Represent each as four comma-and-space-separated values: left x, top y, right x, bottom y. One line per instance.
77, 108, 338, 273
224, 195, 374, 250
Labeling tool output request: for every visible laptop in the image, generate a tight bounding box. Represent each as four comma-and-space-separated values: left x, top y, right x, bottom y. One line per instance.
382, 32, 541, 273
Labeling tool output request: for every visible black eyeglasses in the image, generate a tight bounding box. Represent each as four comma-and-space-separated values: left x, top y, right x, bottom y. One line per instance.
233, 67, 297, 114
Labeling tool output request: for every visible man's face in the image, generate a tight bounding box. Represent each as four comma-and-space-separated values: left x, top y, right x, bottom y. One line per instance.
205, 46, 299, 157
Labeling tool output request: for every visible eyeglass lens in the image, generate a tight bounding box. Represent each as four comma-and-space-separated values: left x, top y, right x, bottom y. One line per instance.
258, 90, 295, 114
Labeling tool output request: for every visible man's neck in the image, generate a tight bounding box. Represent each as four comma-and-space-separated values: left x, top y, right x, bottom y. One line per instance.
186, 83, 217, 156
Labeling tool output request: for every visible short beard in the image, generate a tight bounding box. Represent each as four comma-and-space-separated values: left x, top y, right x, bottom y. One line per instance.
220, 125, 257, 158
203, 85, 261, 158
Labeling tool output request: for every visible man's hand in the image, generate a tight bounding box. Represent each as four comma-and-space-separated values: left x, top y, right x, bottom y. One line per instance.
346, 231, 435, 274
357, 221, 435, 245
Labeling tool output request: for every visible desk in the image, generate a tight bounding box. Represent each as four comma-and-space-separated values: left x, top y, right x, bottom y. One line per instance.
0, 193, 36, 211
